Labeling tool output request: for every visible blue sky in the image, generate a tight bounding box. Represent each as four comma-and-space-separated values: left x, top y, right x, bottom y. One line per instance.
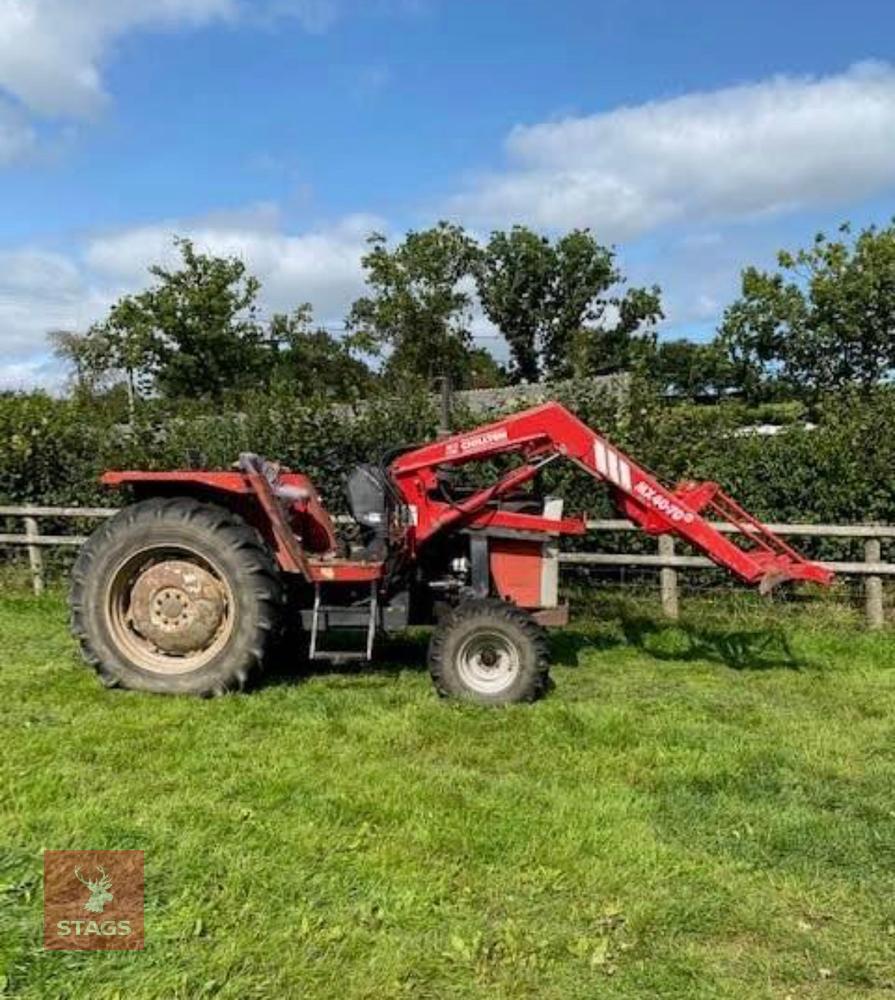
1, 0, 894, 386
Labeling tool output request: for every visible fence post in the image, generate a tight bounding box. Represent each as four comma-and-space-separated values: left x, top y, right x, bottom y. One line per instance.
24, 515, 45, 597
658, 534, 679, 620
865, 538, 884, 629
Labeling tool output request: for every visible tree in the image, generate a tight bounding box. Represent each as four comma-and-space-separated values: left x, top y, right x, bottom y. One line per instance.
647, 339, 737, 400
476, 227, 554, 382
77, 238, 268, 404
49, 328, 136, 419
50, 330, 112, 398
549, 234, 662, 380
719, 221, 895, 399
466, 347, 508, 389
93, 296, 167, 412
476, 226, 662, 381
137, 237, 266, 400
347, 223, 482, 386
50, 316, 158, 417
59, 238, 376, 406
267, 306, 375, 399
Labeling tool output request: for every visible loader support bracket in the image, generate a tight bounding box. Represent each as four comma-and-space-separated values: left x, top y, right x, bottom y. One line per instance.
469, 534, 490, 599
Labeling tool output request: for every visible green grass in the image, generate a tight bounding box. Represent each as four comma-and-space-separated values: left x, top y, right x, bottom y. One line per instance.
1, 591, 894, 999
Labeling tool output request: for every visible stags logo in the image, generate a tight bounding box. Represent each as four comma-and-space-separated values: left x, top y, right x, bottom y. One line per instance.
44, 850, 144, 951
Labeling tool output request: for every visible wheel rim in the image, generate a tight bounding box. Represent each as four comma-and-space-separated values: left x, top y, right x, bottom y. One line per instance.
455, 630, 520, 695
106, 546, 234, 675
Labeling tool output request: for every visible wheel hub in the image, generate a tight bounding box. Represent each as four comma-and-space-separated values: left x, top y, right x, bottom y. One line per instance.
130, 560, 226, 655
456, 631, 520, 695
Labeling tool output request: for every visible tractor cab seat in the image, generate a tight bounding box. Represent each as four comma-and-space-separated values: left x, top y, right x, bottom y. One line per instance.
345, 464, 392, 561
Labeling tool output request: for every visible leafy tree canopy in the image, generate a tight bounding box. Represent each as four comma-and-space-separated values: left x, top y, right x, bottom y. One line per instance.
347, 223, 482, 387
267, 306, 375, 400
648, 339, 738, 400
476, 225, 663, 382
55, 238, 373, 409
718, 220, 895, 399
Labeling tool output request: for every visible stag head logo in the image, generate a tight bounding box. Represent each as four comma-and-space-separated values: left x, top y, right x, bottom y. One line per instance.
74, 865, 114, 913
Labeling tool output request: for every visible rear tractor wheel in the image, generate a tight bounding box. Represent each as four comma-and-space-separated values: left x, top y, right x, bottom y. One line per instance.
70, 498, 284, 696
427, 598, 549, 705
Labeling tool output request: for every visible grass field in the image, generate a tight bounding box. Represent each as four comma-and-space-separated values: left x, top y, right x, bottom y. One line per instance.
1, 590, 893, 999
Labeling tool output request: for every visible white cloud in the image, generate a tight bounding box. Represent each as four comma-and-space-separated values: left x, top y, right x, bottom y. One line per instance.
0, 0, 344, 132
0, 248, 113, 354
84, 209, 382, 321
0, 210, 385, 390
0, 355, 63, 391
453, 62, 895, 241
0, 0, 238, 118
0, 246, 118, 390
0, 0, 413, 165
7, 61, 895, 386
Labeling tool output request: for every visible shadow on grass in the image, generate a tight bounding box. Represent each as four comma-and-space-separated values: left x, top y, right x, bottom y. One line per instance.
261, 613, 803, 690
260, 630, 431, 690
551, 615, 803, 672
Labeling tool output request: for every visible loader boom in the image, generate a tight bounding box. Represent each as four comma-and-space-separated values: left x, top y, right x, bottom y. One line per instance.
390, 402, 832, 590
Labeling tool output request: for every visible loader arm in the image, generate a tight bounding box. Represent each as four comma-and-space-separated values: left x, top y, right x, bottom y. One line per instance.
390, 402, 832, 590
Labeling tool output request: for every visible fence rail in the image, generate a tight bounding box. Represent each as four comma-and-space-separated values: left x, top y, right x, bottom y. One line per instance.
1, 506, 891, 627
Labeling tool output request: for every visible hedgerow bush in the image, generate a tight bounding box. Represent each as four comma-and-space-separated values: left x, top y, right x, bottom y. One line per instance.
556, 382, 895, 527
0, 387, 440, 512
2, 383, 893, 535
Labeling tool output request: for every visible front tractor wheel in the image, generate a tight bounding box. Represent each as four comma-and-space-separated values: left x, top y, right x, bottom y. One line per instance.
70, 498, 284, 696
427, 599, 549, 705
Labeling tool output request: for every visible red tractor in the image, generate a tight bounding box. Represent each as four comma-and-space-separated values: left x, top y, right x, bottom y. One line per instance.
71, 402, 832, 704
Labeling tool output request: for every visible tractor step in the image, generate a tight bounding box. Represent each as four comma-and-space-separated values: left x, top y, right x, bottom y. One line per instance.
308, 582, 378, 662
309, 650, 369, 664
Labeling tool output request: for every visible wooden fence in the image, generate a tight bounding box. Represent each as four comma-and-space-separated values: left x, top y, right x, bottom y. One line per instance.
1, 506, 892, 628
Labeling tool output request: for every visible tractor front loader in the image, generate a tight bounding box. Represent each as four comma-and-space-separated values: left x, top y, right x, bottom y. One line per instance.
71, 402, 832, 704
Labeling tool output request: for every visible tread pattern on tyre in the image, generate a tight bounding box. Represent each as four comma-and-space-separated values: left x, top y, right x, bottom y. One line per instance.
427, 597, 550, 704
70, 497, 284, 696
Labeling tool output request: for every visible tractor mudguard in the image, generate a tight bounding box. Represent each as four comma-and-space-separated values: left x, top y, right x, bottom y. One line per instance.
101, 468, 340, 565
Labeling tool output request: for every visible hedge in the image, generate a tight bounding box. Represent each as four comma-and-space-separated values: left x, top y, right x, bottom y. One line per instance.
2, 382, 893, 550
0, 389, 440, 513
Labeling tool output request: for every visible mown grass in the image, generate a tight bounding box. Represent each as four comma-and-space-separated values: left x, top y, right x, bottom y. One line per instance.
1, 590, 893, 999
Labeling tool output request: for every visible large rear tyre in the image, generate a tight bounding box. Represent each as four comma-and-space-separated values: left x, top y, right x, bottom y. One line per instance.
70, 498, 284, 696
427, 598, 549, 705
